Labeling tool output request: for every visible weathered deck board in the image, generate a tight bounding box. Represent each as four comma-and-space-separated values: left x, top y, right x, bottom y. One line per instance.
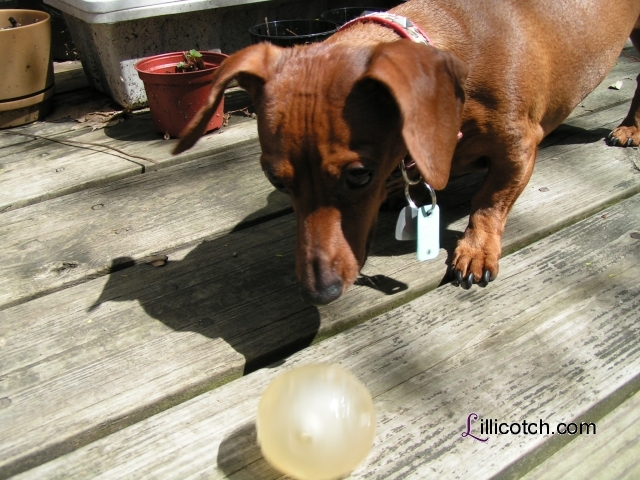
1, 96, 637, 312
0, 108, 638, 476
522, 389, 640, 480
0, 140, 291, 311
12, 193, 640, 479
0, 109, 258, 213
0, 66, 257, 213
52, 61, 90, 94
0, 134, 143, 213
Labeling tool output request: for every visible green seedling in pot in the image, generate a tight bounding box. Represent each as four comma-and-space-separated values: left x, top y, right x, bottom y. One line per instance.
175, 50, 205, 72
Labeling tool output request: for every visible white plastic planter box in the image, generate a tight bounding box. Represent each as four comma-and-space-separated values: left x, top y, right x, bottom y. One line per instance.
44, 0, 267, 24
43, 0, 349, 108
43, 0, 270, 108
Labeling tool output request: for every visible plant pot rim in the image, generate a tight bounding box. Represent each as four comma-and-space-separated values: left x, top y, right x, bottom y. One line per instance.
248, 19, 338, 40
0, 9, 51, 30
320, 7, 385, 24
134, 51, 228, 77
0, 85, 55, 112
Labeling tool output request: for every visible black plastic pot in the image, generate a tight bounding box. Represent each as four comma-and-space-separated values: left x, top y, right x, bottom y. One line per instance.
320, 7, 385, 25
249, 19, 338, 47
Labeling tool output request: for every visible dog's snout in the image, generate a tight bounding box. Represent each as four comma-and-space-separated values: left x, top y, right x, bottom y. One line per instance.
299, 255, 344, 305
300, 278, 343, 306
295, 207, 362, 305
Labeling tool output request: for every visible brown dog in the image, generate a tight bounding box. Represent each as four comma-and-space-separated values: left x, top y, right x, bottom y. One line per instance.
174, 0, 640, 305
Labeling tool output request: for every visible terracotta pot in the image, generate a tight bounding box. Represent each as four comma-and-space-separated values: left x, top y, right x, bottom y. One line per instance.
0, 9, 55, 128
135, 51, 228, 138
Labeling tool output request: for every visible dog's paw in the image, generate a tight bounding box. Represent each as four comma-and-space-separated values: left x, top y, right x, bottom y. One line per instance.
607, 126, 640, 147
449, 238, 499, 289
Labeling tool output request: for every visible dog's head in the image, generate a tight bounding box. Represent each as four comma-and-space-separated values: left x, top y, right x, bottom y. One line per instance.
174, 40, 467, 305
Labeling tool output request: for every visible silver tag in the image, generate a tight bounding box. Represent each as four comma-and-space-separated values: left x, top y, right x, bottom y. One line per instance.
417, 204, 440, 261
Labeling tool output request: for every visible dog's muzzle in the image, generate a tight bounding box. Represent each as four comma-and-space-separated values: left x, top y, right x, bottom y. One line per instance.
300, 279, 343, 306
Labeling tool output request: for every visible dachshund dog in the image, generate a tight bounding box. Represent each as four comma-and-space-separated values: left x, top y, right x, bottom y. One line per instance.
174, 0, 640, 305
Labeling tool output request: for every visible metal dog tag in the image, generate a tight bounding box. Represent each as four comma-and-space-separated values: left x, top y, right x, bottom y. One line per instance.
395, 205, 418, 240
417, 204, 440, 261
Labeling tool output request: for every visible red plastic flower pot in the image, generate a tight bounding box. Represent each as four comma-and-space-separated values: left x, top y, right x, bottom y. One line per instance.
135, 51, 228, 138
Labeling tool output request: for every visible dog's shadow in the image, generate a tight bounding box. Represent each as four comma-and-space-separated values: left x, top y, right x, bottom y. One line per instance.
87, 180, 465, 375
89, 190, 319, 374
540, 124, 612, 148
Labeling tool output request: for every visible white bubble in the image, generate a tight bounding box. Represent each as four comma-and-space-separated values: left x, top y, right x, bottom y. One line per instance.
256, 363, 376, 480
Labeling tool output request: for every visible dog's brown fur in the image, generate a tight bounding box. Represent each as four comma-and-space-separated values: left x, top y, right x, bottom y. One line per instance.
174, 0, 640, 305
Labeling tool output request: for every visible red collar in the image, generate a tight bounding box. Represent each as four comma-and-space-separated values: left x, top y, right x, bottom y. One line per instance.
340, 12, 463, 143
339, 12, 432, 45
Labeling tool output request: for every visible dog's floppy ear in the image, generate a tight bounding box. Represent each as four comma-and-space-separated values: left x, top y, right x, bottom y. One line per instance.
364, 40, 468, 189
173, 43, 284, 154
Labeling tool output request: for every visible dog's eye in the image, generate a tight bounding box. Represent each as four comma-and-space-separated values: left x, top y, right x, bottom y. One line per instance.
265, 171, 288, 193
345, 167, 373, 189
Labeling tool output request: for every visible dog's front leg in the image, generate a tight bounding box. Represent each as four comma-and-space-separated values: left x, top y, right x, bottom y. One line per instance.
608, 27, 640, 147
450, 131, 541, 288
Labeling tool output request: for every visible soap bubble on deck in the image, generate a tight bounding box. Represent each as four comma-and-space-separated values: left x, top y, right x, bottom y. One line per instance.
256, 363, 376, 480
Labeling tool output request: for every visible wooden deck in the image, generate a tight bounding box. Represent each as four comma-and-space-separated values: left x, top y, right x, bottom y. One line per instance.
1, 48, 639, 479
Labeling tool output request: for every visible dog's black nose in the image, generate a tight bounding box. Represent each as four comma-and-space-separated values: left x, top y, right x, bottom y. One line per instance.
300, 280, 343, 306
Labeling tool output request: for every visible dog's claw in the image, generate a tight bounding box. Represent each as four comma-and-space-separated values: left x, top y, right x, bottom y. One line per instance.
627, 138, 634, 147
478, 269, 491, 287
464, 273, 475, 289
449, 264, 457, 279
451, 266, 495, 288
458, 272, 474, 290
611, 136, 620, 146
